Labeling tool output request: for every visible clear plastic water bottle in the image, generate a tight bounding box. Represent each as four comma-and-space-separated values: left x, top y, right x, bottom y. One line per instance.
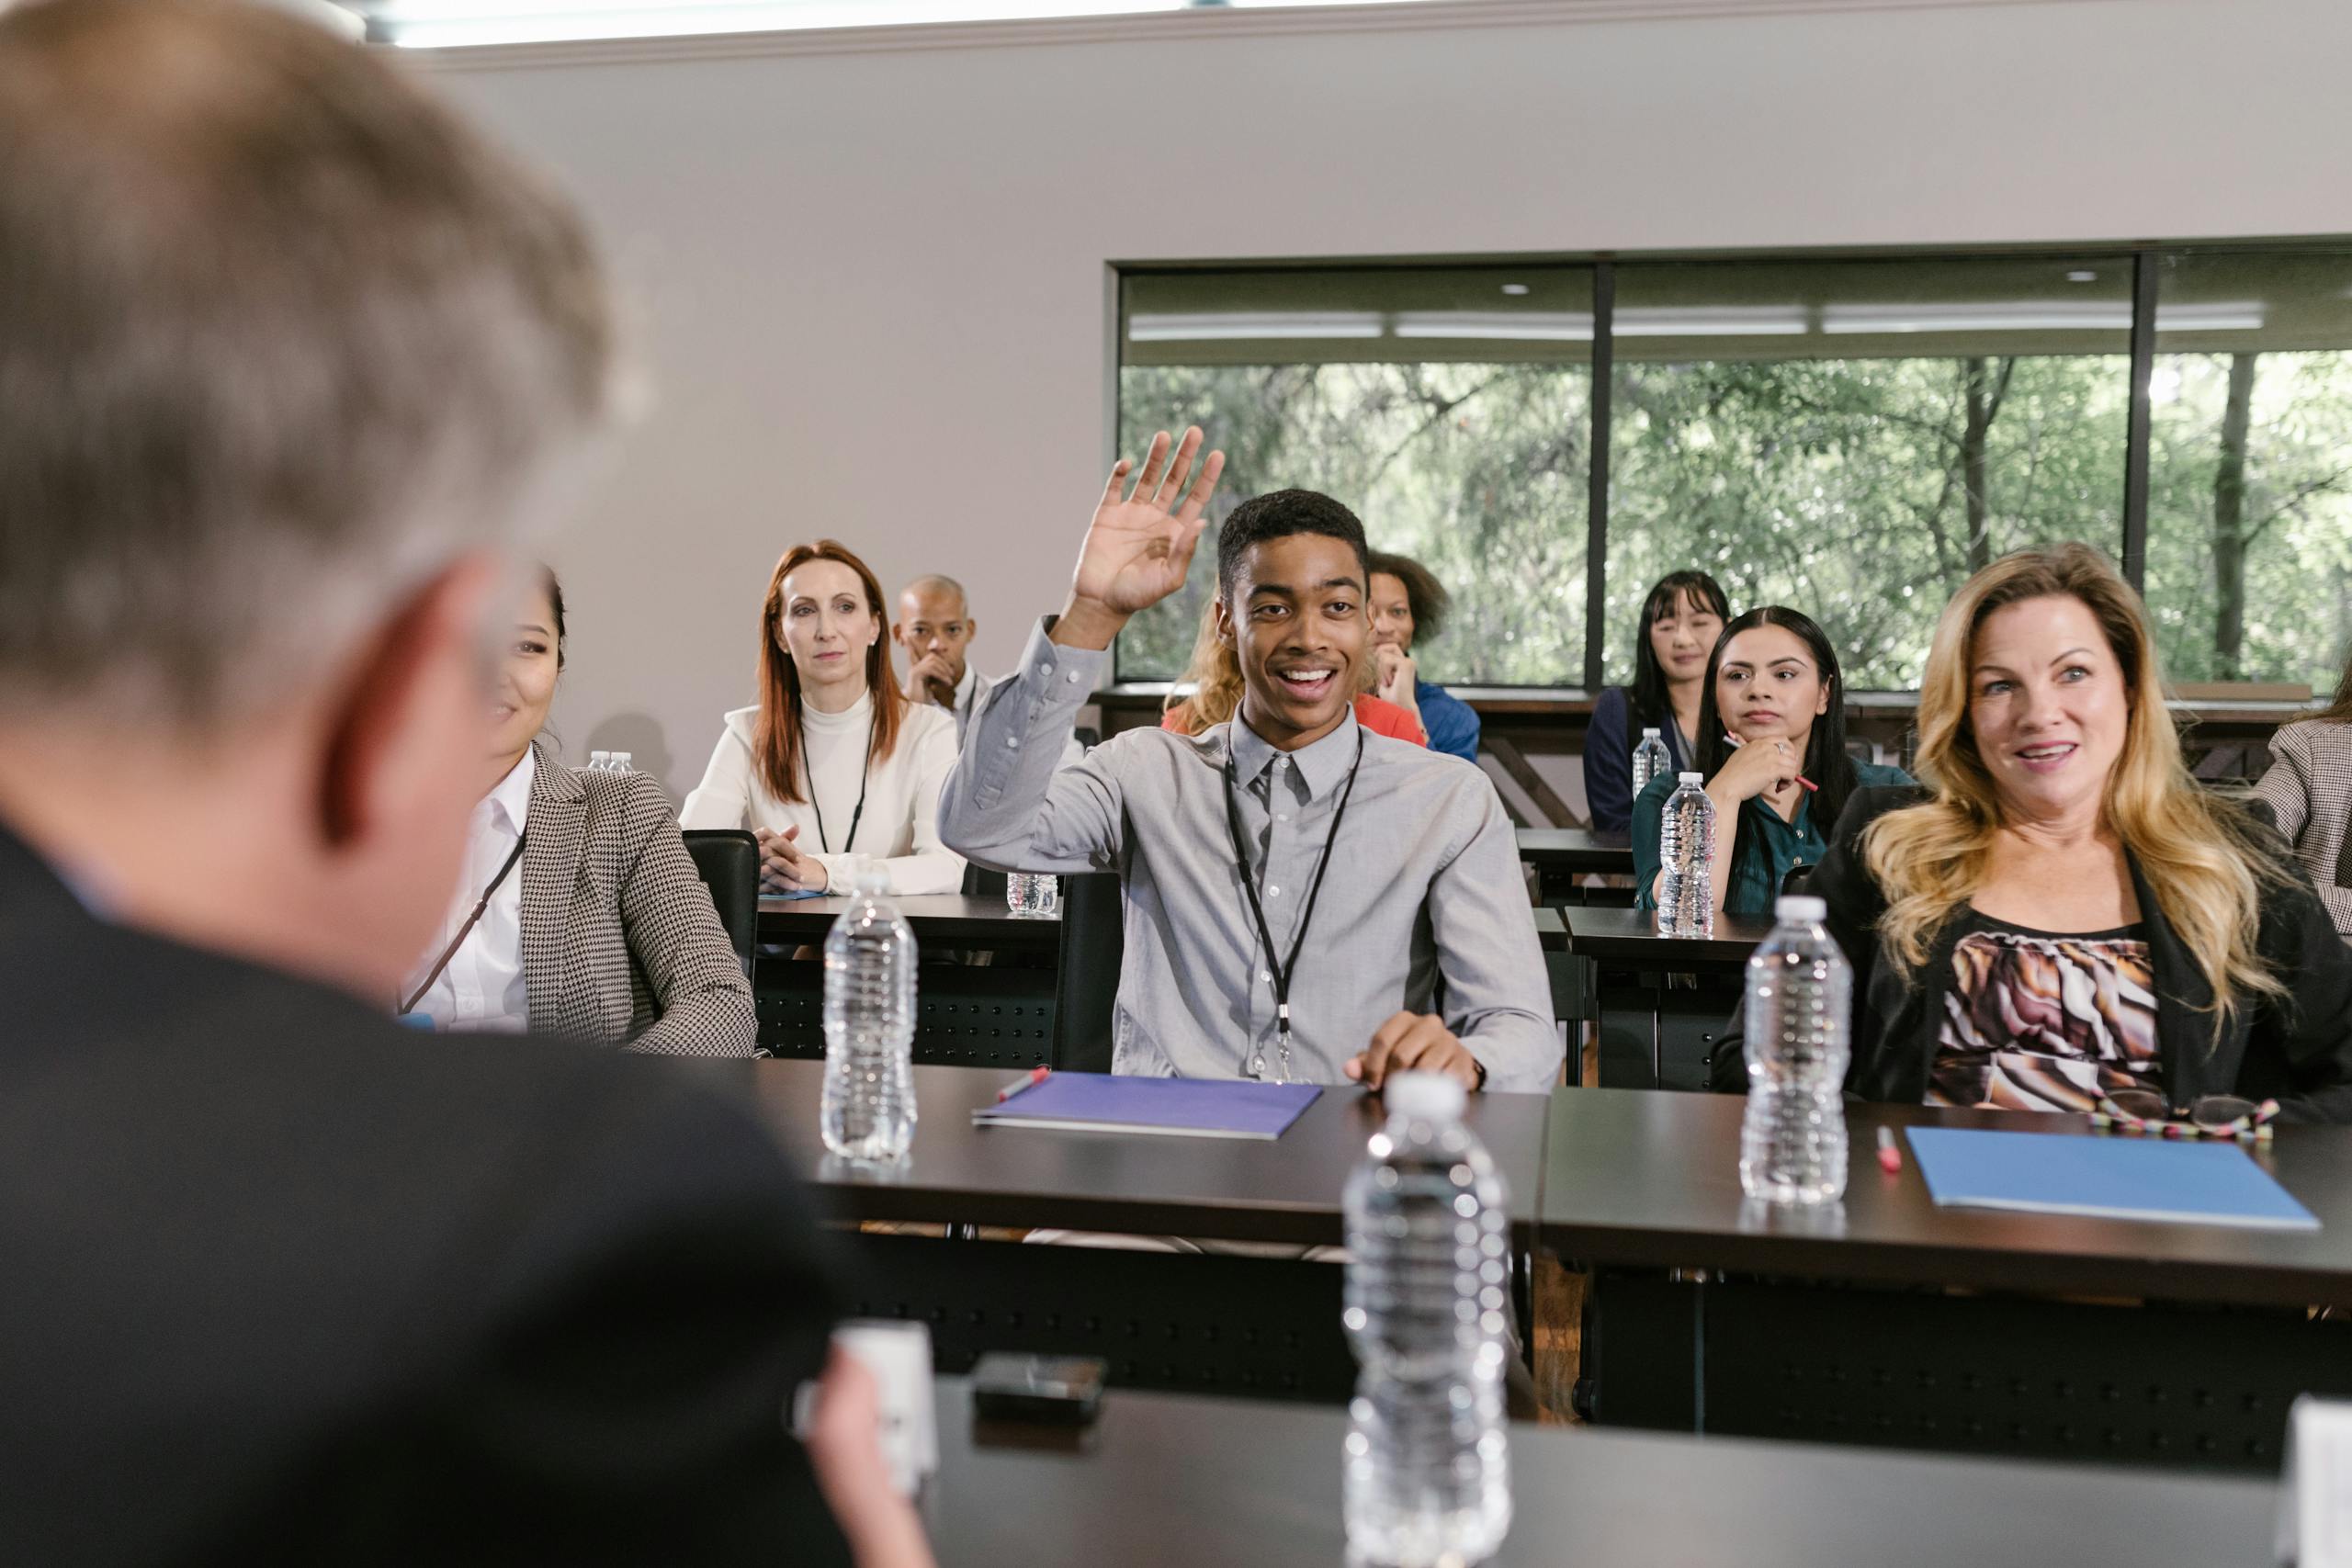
1630, 726, 1671, 797
1005, 873, 1058, 919
1656, 772, 1715, 938
606, 750, 632, 773
1341, 1072, 1512, 1568
587, 750, 610, 772
1740, 895, 1852, 1206
820, 868, 919, 1162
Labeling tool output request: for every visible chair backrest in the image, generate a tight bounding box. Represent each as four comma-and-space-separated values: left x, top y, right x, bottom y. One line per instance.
682, 829, 759, 977
1051, 872, 1125, 1073
960, 861, 1010, 899
1780, 862, 1814, 899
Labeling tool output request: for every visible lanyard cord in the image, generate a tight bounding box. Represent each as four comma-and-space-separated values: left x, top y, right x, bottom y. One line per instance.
400, 831, 527, 1016
800, 707, 873, 856
1222, 726, 1367, 1082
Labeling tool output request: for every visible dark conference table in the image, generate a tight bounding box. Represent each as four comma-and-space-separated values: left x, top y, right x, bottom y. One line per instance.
923, 1380, 2276, 1568
748, 1059, 1553, 1402
1561, 904, 1771, 1089
1540, 1089, 2352, 1471
763, 890, 1566, 953
756, 892, 1062, 950
1515, 826, 1634, 905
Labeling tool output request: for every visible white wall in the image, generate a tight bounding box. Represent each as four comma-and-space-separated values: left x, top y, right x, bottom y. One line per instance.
417, 0, 2352, 800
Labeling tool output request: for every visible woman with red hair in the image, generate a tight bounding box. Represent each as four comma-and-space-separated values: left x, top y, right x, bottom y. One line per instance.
683, 540, 964, 896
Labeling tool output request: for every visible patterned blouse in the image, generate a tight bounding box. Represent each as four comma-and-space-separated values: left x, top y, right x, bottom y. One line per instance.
1926, 908, 2158, 1111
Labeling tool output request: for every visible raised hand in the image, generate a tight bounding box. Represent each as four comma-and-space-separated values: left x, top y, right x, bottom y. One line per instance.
1055, 427, 1224, 649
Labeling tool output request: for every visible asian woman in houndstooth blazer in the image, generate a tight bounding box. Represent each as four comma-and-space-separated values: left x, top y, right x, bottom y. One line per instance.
2256, 648, 2352, 943
401, 571, 757, 1055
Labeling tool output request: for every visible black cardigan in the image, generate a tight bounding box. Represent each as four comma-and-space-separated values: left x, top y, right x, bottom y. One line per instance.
1709, 785, 2352, 1123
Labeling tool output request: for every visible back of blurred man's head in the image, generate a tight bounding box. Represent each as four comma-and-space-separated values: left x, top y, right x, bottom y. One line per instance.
0, 0, 613, 994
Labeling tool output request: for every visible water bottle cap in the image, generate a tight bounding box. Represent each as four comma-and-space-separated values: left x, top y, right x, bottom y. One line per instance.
1384, 1070, 1466, 1123
1640, 727, 1660, 738
1677, 771, 1703, 784
1776, 895, 1827, 923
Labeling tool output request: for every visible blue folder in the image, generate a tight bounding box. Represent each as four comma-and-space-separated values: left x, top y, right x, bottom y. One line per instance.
1905, 1126, 2319, 1232
970, 1074, 1321, 1141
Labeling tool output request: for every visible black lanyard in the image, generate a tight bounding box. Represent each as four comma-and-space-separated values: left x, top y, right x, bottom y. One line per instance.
1222, 726, 1366, 1082
800, 709, 872, 855
400, 831, 526, 1016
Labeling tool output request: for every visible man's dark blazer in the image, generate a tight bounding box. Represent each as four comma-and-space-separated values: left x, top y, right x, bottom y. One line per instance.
0, 823, 852, 1565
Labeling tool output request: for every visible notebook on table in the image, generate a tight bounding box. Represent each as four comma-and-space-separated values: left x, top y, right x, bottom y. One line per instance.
1905, 1126, 2320, 1233
970, 1074, 1322, 1141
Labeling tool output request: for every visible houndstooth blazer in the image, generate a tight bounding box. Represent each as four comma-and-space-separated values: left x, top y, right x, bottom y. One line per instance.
2256, 718, 2352, 942
521, 743, 757, 1055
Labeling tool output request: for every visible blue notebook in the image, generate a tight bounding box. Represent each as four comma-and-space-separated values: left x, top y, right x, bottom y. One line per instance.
1906, 1126, 2319, 1232
970, 1074, 1322, 1141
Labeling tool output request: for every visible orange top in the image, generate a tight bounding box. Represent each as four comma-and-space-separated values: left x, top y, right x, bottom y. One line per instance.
1161, 694, 1428, 748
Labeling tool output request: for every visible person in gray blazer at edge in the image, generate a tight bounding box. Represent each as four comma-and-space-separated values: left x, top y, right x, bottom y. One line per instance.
0, 4, 931, 1565
2254, 644, 2352, 944
400, 567, 757, 1055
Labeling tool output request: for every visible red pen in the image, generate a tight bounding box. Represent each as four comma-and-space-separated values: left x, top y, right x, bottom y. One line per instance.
995, 1066, 1050, 1102
1876, 1125, 1903, 1175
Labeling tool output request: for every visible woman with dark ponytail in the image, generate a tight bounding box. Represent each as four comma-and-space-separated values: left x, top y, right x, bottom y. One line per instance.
1632, 605, 1910, 917
1584, 570, 1729, 833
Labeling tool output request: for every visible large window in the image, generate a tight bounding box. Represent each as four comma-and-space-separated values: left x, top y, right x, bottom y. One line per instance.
1117, 266, 1594, 684
1609, 256, 2130, 690
2144, 251, 2352, 692
1116, 244, 2352, 697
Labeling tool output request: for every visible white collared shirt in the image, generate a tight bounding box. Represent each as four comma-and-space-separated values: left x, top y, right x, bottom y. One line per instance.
407, 750, 535, 1032
950, 662, 982, 741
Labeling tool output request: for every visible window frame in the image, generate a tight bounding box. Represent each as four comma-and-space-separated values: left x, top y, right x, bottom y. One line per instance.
1111, 238, 2352, 695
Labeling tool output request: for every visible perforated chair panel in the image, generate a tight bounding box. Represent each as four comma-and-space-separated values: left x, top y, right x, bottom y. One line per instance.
1584, 1271, 2352, 1472
839, 1231, 1353, 1403
754, 962, 1055, 1067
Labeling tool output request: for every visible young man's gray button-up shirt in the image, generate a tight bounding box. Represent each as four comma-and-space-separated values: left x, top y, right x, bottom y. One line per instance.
938, 620, 1560, 1093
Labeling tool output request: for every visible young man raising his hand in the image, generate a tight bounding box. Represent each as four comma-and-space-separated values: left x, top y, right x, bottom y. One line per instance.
940, 429, 1558, 1094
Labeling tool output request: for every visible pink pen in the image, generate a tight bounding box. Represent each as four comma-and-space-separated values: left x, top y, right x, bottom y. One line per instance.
996, 1066, 1050, 1103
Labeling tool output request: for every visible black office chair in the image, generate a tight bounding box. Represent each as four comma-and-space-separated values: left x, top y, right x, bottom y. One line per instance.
1051, 872, 1124, 1073
682, 829, 760, 978
960, 860, 1010, 900
1781, 863, 1815, 898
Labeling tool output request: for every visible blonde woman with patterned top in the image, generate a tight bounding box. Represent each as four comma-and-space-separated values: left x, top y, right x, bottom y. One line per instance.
1711, 544, 2352, 1122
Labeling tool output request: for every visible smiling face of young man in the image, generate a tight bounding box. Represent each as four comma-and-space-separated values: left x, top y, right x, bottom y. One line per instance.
1215, 532, 1369, 751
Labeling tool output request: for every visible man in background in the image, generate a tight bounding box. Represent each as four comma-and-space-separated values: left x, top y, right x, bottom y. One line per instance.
899, 572, 1083, 763
896, 572, 985, 737
0, 4, 927, 1564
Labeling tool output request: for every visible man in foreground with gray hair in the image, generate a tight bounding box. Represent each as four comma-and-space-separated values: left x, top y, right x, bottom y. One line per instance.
0, 3, 928, 1564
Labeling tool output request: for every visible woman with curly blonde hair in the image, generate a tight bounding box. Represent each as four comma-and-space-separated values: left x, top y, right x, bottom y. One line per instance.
1712, 543, 2352, 1121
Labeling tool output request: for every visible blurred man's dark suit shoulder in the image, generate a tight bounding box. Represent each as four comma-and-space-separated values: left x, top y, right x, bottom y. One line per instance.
0, 824, 852, 1567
